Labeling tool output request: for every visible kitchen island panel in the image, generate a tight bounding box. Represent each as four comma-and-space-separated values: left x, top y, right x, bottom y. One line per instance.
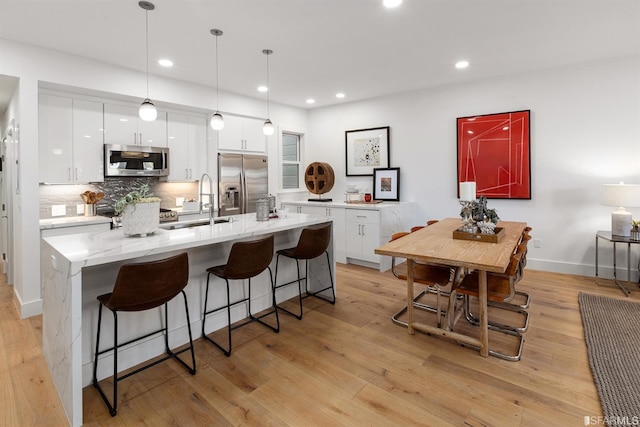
41, 213, 333, 427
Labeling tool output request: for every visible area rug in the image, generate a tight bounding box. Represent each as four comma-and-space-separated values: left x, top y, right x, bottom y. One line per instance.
579, 292, 640, 424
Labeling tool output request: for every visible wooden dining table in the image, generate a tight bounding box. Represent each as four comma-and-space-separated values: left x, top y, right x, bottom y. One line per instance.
375, 217, 527, 357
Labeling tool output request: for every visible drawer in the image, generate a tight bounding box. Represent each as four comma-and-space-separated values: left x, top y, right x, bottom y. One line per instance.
346, 209, 379, 224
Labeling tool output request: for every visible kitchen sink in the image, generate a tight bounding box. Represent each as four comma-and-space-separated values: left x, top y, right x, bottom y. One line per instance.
159, 217, 231, 230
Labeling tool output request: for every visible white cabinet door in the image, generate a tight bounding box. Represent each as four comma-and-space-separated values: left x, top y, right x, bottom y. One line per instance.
104, 103, 167, 146
345, 209, 380, 263
138, 110, 167, 147
167, 113, 189, 180
72, 99, 104, 183
39, 94, 73, 183
217, 115, 265, 152
187, 115, 207, 180
242, 118, 266, 152
104, 103, 139, 145
167, 113, 207, 181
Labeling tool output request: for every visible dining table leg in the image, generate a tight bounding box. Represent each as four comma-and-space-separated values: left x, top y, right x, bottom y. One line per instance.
478, 269, 489, 357
407, 259, 415, 335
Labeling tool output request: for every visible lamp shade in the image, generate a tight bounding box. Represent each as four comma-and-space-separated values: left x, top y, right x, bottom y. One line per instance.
602, 183, 640, 237
263, 119, 275, 136
210, 112, 224, 130
138, 98, 157, 121
601, 184, 640, 208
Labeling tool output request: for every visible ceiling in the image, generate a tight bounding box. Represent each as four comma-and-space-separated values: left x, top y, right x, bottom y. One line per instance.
0, 0, 639, 112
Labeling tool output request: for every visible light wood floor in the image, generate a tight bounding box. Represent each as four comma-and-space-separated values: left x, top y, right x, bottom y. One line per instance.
1, 262, 638, 426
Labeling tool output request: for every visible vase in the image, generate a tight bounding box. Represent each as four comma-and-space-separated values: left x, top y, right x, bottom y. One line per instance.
121, 201, 160, 237
631, 230, 640, 241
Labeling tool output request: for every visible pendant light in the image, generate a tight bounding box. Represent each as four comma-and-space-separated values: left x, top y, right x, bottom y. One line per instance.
138, 1, 157, 122
262, 49, 275, 136
209, 29, 225, 130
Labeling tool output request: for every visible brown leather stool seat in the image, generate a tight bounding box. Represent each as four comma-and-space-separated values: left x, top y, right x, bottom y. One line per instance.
92, 252, 196, 417
202, 235, 279, 356
273, 223, 335, 319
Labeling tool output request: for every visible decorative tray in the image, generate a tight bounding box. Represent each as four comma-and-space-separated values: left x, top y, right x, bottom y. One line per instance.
452, 227, 505, 243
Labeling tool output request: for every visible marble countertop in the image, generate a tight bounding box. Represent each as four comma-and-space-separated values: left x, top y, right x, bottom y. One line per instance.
281, 200, 414, 210
39, 215, 112, 230
41, 212, 330, 268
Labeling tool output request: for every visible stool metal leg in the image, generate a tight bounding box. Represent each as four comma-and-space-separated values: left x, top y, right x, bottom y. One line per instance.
274, 253, 304, 319
305, 251, 336, 304
203, 269, 280, 357
274, 251, 336, 320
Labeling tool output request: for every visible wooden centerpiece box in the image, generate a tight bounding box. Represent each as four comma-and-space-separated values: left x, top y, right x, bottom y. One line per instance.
452, 227, 505, 243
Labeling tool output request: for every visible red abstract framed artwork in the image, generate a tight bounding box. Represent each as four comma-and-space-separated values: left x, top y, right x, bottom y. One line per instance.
457, 110, 531, 199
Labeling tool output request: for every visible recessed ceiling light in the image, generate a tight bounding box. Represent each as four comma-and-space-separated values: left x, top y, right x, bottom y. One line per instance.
336, 92, 346, 99
383, 0, 402, 8
158, 59, 173, 67
258, 86, 268, 92
455, 60, 469, 69
306, 98, 315, 104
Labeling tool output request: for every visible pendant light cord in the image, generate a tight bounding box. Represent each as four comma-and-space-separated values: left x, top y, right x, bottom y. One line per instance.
215, 34, 219, 111
266, 52, 270, 118
145, 9, 150, 99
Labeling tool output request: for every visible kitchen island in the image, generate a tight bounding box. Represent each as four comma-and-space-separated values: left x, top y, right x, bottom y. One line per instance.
40, 212, 334, 427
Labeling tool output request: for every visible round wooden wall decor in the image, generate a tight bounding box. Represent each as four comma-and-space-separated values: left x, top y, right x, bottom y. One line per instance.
304, 162, 335, 195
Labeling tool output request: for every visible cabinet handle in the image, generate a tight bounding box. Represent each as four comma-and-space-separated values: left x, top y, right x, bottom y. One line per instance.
133, 132, 137, 145
75, 168, 78, 181
67, 168, 71, 181
361, 224, 365, 236
357, 215, 366, 218
139, 133, 143, 145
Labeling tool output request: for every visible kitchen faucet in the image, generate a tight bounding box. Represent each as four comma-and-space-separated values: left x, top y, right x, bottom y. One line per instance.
199, 172, 215, 223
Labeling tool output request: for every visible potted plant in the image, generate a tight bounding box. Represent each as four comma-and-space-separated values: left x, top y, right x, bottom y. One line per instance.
115, 184, 161, 237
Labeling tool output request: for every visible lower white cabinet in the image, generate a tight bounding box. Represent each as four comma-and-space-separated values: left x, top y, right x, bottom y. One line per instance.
345, 209, 380, 264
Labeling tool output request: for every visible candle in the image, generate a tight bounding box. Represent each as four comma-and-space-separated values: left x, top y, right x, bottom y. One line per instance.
460, 182, 476, 202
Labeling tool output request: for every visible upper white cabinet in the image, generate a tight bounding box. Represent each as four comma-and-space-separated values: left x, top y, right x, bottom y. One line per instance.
104, 103, 167, 147
167, 113, 207, 181
217, 115, 266, 152
39, 94, 104, 183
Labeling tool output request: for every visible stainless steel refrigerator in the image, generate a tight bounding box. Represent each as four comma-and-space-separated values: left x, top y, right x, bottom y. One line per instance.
218, 153, 268, 216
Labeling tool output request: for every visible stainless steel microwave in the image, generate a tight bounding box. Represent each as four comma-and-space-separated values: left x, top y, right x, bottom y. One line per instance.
104, 144, 169, 177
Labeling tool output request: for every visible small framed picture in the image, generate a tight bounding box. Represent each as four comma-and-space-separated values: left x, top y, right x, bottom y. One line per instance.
345, 126, 390, 176
373, 167, 400, 201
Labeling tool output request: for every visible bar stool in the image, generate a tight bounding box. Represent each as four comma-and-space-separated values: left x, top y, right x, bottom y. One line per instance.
273, 223, 335, 320
92, 252, 196, 416
202, 234, 279, 357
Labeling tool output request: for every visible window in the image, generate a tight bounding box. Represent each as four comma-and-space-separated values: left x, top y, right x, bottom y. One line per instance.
281, 132, 301, 189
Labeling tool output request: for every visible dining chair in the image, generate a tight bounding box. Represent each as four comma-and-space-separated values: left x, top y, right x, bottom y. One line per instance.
454, 247, 527, 361
390, 224, 457, 328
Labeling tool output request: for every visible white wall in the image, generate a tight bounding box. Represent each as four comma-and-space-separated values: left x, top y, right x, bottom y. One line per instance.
0, 38, 308, 317
307, 56, 640, 277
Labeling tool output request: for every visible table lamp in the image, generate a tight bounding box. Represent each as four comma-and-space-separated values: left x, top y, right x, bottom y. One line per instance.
602, 183, 640, 237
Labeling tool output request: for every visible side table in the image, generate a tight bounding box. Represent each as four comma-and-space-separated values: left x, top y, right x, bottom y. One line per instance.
595, 231, 640, 296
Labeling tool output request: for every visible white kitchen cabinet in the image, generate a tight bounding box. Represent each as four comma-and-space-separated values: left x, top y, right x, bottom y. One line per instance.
104, 103, 167, 146
38, 94, 104, 183
346, 209, 380, 264
167, 113, 207, 181
217, 115, 266, 152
